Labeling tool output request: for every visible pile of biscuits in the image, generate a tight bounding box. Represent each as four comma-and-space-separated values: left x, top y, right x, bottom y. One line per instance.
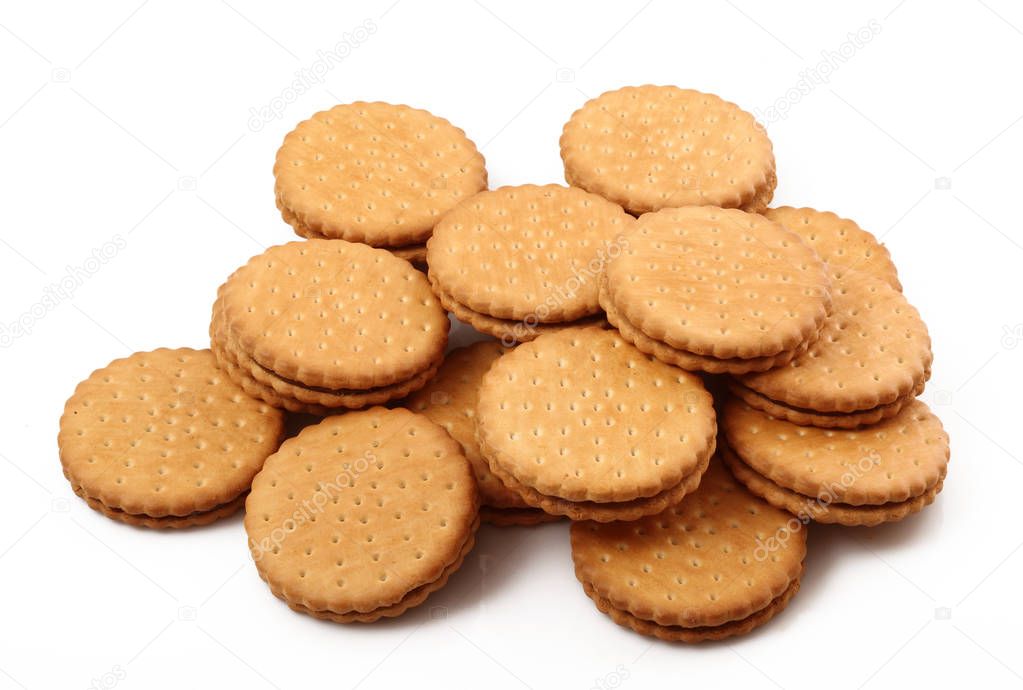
58, 85, 949, 642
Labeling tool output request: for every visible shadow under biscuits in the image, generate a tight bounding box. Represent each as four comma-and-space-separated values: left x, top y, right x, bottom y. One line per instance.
790, 523, 848, 609
401, 521, 567, 621
796, 509, 942, 613
844, 500, 947, 548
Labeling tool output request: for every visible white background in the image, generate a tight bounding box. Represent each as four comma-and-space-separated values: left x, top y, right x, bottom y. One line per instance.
1, 1, 1021, 688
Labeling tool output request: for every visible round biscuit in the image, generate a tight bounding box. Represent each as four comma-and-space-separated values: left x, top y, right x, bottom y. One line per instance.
722, 445, 945, 526
582, 574, 801, 642
59, 348, 284, 519
476, 328, 716, 503
274, 102, 486, 247
219, 240, 448, 390
244, 408, 479, 618
722, 397, 949, 506
560, 85, 775, 215
427, 184, 633, 322
211, 299, 440, 409
571, 457, 805, 630
600, 276, 814, 374
605, 206, 832, 359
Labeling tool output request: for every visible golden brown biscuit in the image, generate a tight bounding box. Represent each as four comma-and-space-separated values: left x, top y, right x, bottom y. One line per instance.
722, 397, 949, 517
482, 448, 711, 523
211, 299, 441, 410
738, 271, 931, 414
427, 184, 633, 322
722, 445, 945, 526
582, 574, 801, 643
604, 206, 832, 360
727, 378, 926, 429
217, 239, 448, 392
476, 328, 716, 521
765, 206, 901, 290
571, 457, 805, 642
274, 102, 486, 247
245, 408, 479, 622
73, 486, 247, 529
561, 85, 775, 215
59, 348, 284, 525
403, 341, 533, 511
600, 275, 816, 374
278, 200, 428, 265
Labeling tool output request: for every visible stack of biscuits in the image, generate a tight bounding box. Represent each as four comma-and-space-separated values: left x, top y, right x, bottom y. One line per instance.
209, 239, 449, 414
600, 205, 833, 375
58, 84, 949, 644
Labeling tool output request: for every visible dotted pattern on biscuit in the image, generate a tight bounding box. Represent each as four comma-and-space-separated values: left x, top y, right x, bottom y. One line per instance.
476, 328, 717, 503
403, 341, 527, 509
738, 271, 931, 412
722, 397, 949, 506
571, 457, 805, 629
219, 239, 448, 390
766, 206, 901, 291
605, 206, 832, 359
427, 184, 633, 322
279, 517, 478, 623
244, 408, 479, 617
59, 348, 284, 518
274, 101, 487, 246
560, 85, 776, 214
